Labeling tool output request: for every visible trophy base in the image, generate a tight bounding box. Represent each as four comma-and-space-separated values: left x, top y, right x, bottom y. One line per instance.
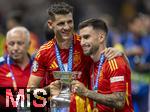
50, 94, 70, 108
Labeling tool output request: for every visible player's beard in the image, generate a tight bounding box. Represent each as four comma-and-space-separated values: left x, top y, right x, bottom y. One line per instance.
83, 44, 99, 56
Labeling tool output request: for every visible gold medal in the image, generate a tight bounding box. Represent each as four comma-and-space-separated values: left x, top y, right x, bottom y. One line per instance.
92, 107, 99, 112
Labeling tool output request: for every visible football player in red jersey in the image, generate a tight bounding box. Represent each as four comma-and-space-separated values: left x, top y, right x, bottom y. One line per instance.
27, 2, 92, 112
71, 18, 134, 112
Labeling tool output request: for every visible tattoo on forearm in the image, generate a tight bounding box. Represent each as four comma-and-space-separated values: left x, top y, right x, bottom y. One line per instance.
87, 91, 125, 109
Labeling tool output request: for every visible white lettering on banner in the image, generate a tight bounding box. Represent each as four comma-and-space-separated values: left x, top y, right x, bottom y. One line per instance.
6, 89, 25, 107
6, 89, 47, 108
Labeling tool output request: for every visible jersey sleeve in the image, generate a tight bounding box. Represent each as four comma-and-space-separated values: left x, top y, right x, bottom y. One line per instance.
31, 47, 47, 77
105, 56, 130, 92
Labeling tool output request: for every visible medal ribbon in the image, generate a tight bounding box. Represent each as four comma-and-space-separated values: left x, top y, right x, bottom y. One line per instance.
55, 38, 73, 72
92, 54, 105, 108
7, 55, 17, 91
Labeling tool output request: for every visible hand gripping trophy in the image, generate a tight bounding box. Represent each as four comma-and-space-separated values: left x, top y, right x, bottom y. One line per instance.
50, 71, 81, 112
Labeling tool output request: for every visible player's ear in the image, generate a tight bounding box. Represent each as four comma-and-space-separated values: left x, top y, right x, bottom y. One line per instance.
47, 20, 53, 29
98, 32, 105, 43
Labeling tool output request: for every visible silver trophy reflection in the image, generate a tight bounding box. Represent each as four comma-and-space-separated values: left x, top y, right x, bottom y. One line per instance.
50, 71, 81, 112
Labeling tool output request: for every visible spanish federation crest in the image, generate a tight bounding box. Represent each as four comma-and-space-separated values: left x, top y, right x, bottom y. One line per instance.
32, 61, 38, 72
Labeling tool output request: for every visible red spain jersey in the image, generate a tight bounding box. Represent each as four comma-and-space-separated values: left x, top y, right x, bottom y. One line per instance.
32, 34, 92, 112
0, 56, 32, 88
91, 56, 134, 112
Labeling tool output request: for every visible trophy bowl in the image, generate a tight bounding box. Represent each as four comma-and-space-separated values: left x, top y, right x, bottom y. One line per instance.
50, 71, 81, 109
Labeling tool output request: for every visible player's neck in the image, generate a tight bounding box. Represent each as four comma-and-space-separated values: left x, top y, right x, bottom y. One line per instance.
55, 37, 72, 49
91, 45, 106, 62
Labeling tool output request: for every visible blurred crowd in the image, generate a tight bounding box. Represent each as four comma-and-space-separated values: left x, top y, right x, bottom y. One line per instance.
0, 0, 150, 111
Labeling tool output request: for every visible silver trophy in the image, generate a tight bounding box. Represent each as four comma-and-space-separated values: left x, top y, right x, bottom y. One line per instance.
50, 71, 81, 111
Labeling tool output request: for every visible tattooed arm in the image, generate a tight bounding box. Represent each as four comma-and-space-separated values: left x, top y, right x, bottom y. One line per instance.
71, 80, 126, 109
86, 90, 125, 109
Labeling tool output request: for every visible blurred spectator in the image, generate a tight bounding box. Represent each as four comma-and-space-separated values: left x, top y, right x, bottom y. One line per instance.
0, 26, 32, 111
120, 15, 144, 70
135, 14, 150, 73
0, 26, 46, 111
120, 14, 149, 112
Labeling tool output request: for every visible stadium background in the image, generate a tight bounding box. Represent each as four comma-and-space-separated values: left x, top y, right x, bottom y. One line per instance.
0, 0, 150, 111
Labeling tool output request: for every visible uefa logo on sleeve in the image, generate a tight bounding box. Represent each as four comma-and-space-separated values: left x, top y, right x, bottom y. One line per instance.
32, 61, 38, 72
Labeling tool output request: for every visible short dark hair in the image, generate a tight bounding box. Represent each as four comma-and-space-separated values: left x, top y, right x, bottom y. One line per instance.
79, 18, 108, 35
48, 2, 73, 21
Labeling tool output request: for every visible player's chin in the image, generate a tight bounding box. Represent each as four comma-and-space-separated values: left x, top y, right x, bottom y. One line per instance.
62, 35, 71, 40
83, 50, 91, 56
12, 54, 23, 60
61, 32, 72, 39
